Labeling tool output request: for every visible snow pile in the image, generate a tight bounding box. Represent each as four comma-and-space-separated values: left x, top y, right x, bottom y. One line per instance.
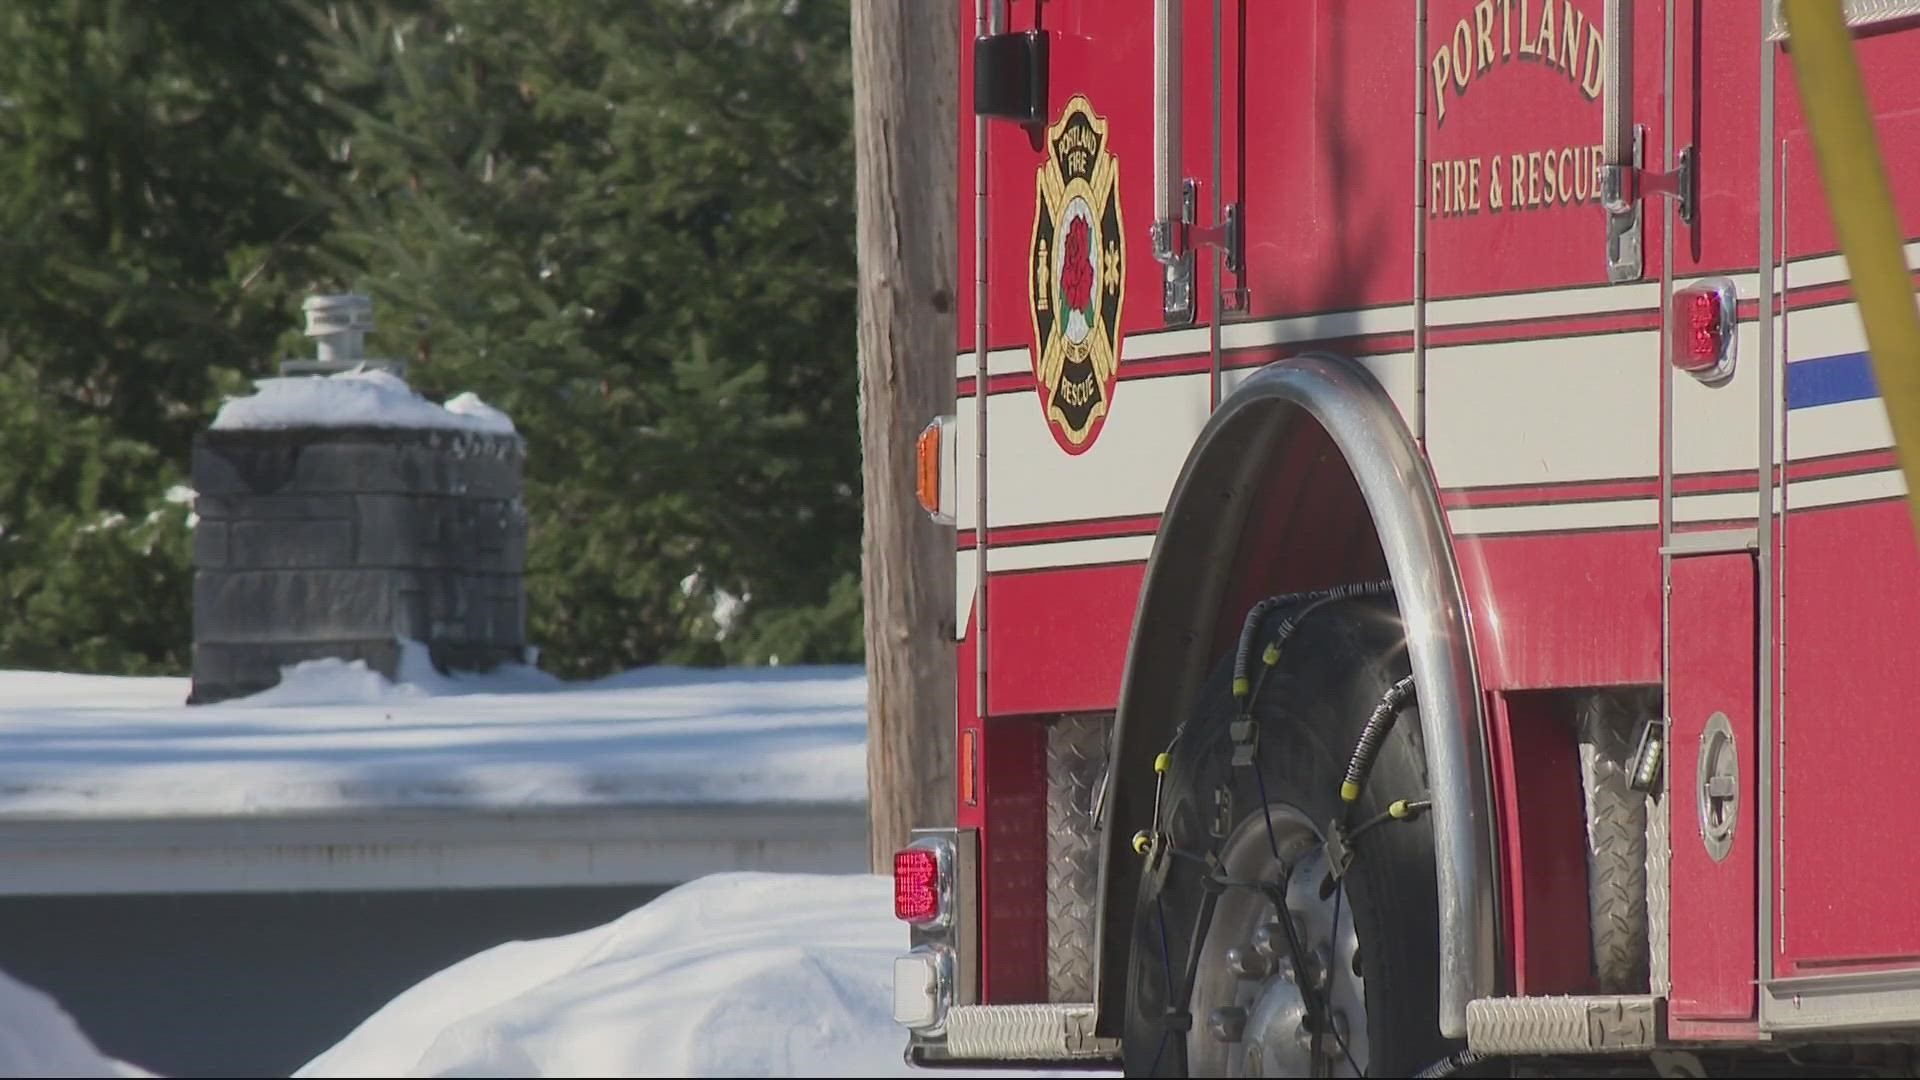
237, 640, 561, 707
0, 969, 145, 1078
0, 654, 866, 818
299, 873, 907, 1078
440, 391, 514, 431
211, 369, 516, 435
302, 872, 1109, 1080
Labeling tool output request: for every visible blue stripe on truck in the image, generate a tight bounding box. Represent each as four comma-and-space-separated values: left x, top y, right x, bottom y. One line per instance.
1787, 351, 1877, 410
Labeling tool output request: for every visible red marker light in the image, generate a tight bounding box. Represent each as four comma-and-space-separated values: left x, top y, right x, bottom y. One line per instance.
1670, 278, 1738, 383
1680, 290, 1723, 365
894, 847, 941, 922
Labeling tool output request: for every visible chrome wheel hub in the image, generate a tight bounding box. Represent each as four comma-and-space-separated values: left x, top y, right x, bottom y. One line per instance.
1187, 804, 1369, 1077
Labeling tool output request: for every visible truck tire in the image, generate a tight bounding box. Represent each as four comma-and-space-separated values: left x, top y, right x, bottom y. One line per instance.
1577, 692, 1651, 994
1119, 597, 1458, 1077
1048, 713, 1110, 1002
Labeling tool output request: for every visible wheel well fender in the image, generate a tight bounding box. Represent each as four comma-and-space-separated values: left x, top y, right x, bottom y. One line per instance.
1091, 353, 1499, 1039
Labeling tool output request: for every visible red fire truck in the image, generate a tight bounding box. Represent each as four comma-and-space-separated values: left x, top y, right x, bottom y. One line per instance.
889, 1, 1920, 1075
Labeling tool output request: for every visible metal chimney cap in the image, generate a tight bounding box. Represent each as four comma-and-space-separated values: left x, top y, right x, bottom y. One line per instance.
282, 292, 403, 378
303, 293, 375, 338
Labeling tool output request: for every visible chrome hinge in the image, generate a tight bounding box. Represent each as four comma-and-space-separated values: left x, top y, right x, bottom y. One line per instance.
1601, 126, 1695, 223
1154, 177, 1244, 326
1601, 126, 1696, 283
1151, 218, 1195, 326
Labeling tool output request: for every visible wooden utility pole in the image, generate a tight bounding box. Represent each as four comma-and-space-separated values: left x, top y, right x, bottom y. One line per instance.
852, 0, 958, 869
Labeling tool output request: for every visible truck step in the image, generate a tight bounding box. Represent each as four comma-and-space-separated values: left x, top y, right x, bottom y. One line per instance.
941, 1004, 1120, 1062
1466, 994, 1661, 1055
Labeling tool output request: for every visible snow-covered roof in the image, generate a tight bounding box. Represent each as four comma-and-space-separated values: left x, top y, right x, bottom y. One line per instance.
0, 648, 865, 819
210, 369, 516, 436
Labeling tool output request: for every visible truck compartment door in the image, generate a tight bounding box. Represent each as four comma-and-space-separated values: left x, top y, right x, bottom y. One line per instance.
1769, 102, 1920, 1018
1665, 549, 1759, 1034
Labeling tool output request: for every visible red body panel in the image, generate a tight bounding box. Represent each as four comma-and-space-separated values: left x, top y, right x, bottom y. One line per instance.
1779, 499, 1920, 974
1667, 553, 1758, 1032
981, 713, 1048, 1003
1770, 85, 1920, 976
1455, 530, 1661, 690
985, 563, 1142, 717
1239, 2, 1413, 319
1487, 691, 1593, 996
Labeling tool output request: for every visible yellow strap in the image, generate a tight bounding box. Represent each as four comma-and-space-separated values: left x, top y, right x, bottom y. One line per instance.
1784, 0, 1920, 546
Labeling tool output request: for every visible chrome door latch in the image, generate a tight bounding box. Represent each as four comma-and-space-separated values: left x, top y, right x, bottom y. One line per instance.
1154, 177, 1244, 326
1601, 125, 1696, 282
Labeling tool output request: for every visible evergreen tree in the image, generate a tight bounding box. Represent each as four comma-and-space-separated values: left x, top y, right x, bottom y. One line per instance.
0, 0, 863, 677
0, 0, 345, 673
306, 0, 862, 676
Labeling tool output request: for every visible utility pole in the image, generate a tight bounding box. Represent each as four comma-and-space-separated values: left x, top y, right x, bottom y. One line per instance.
851, 0, 958, 869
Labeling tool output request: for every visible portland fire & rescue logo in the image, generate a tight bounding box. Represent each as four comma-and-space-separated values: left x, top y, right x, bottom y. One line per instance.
1030, 94, 1125, 454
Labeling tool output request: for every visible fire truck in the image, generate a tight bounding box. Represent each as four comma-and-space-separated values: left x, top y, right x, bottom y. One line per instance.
889, 0, 1920, 1075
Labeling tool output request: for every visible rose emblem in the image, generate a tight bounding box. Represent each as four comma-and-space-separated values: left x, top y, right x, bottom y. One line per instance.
1060, 215, 1094, 314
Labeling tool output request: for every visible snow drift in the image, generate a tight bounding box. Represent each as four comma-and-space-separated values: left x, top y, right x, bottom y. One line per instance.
299, 873, 910, 1078
300, 872, 1109, 1080
0, 969, 145, 1078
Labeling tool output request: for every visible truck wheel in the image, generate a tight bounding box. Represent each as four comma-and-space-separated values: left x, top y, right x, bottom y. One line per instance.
1577, 691, 1651, 994
1121, 597, 1458, 1077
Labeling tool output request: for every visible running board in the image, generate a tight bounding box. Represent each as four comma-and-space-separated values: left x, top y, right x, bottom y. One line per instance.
1467, 995, 1662, 1055
911, 1004, 1121, 1064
